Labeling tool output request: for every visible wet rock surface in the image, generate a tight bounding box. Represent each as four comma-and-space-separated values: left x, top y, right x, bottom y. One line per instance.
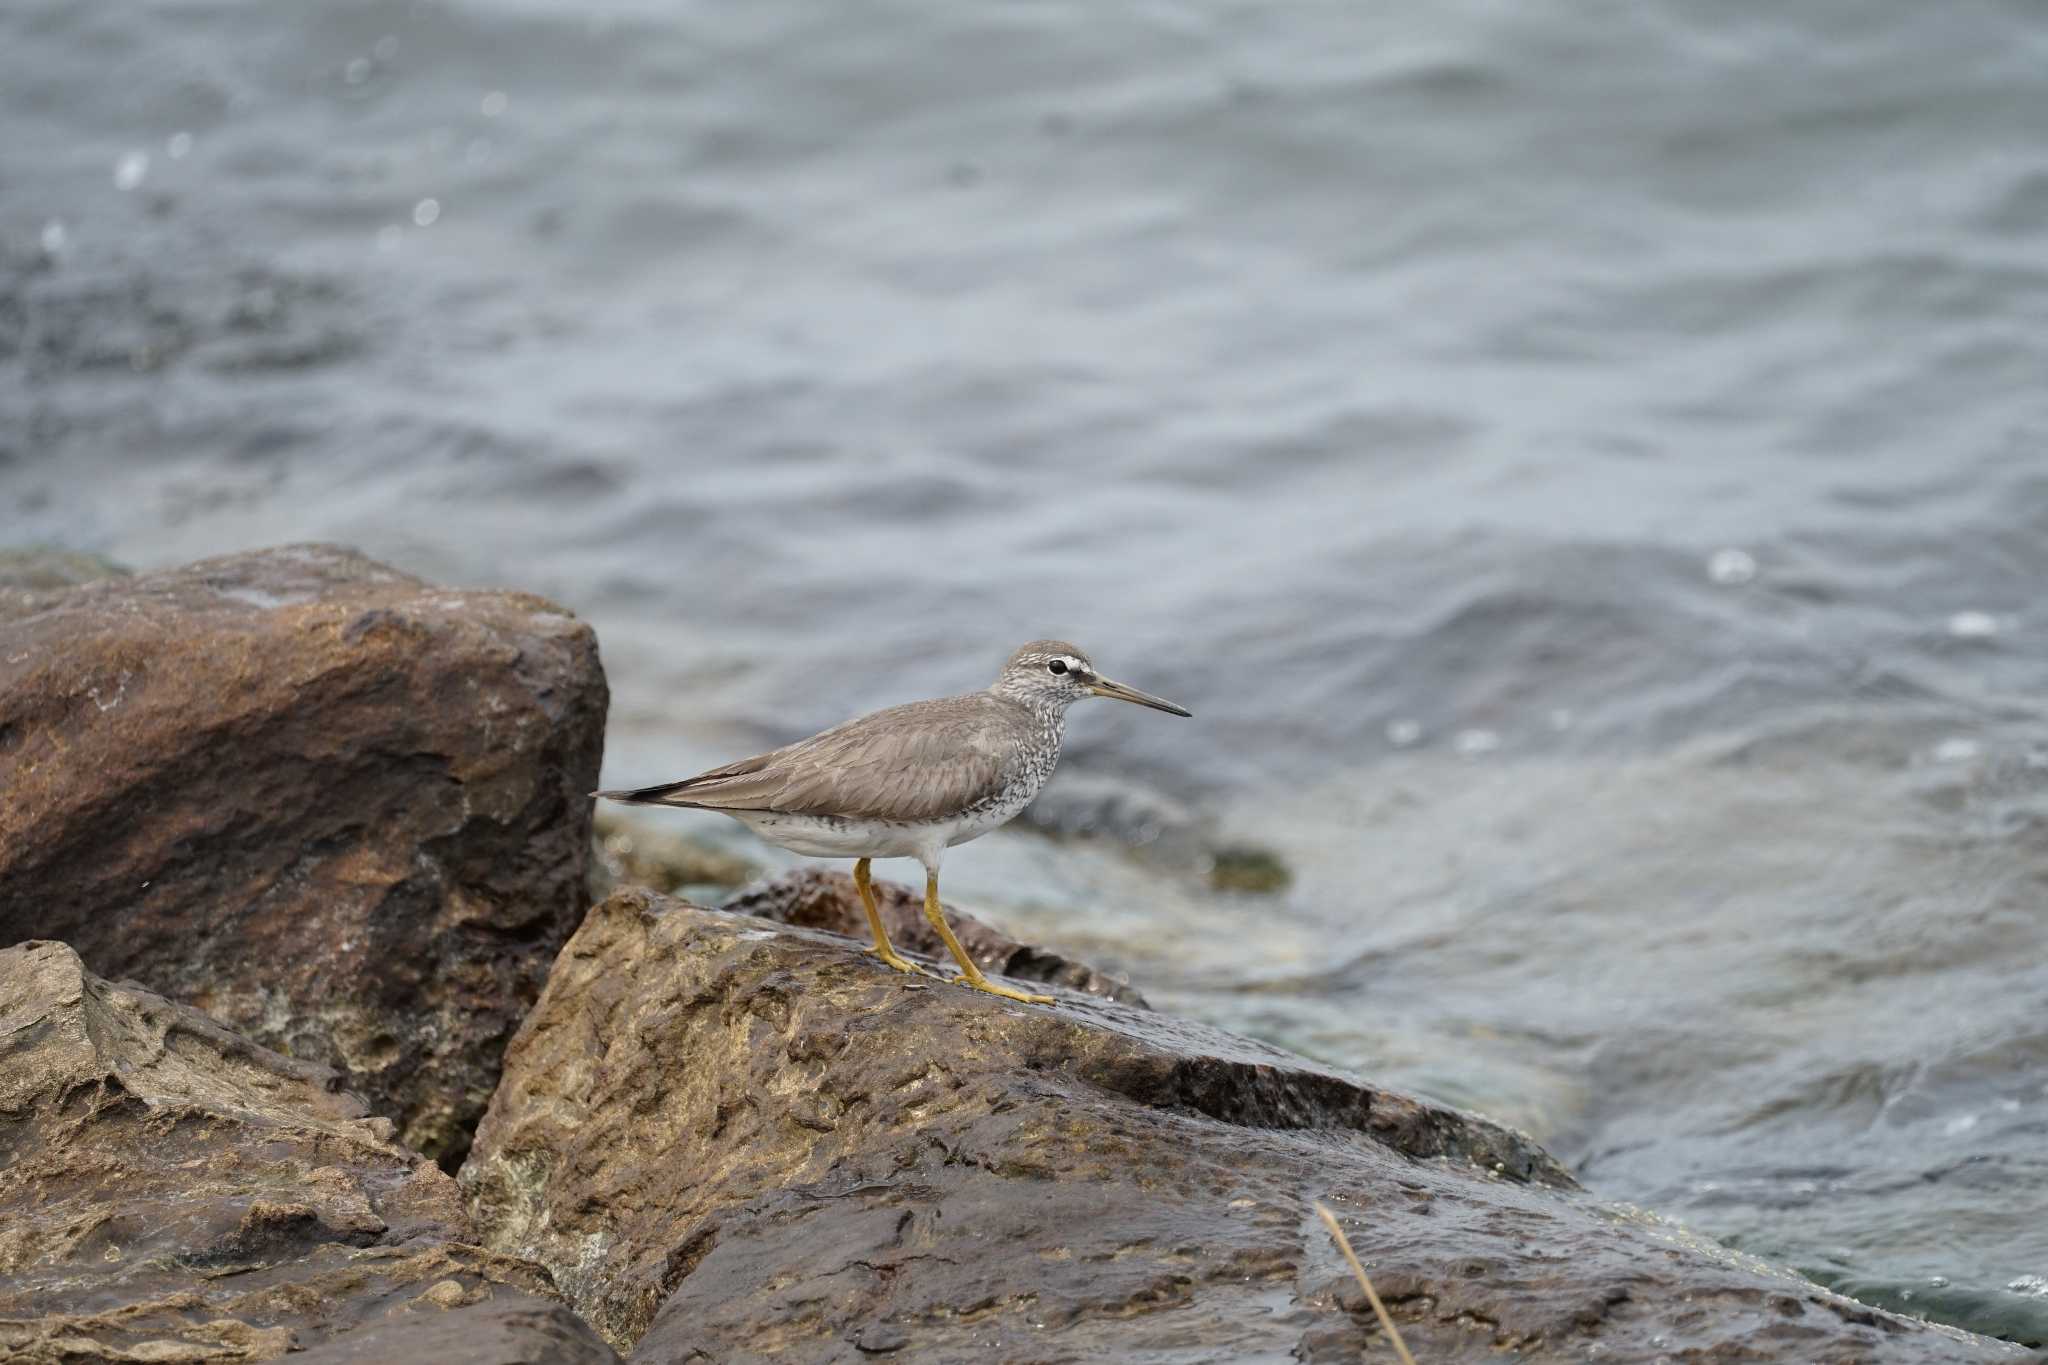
0, 940, 589, 1364
289, 1296, 621, 1365
0, 543, 607, 1164
725, 866, 1149, 1006
462, 890, 2016, 1363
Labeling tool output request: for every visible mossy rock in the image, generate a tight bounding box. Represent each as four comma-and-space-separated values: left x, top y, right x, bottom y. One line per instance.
0, 546, 130, 591
1208, 842, 1292, 894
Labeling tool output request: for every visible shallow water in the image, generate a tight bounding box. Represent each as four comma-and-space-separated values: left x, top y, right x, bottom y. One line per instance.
6, 0, 2047, 1344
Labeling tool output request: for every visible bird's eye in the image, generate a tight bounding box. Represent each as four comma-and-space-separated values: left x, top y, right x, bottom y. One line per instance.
1047, 660, 1068, 675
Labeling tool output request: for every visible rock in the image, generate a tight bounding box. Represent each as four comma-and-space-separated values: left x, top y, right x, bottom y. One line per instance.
1022, 770, 1206, 849
0, 544, 607, 1165
1023, 770, 1293, 895
0, 940, 592, 1364
465, 891, 2014, 1362
1206, 842, 1293, 894
723, 866, 1148, 1006
289, 1297, 620, 1365
0, 545, 129, 593
589, 806, 760, 903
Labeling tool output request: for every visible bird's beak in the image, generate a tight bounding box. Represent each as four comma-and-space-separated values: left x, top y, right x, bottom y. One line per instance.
1087, 675, 1193, 717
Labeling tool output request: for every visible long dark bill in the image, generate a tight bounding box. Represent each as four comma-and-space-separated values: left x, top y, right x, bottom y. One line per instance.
1088, 676, 1193, 717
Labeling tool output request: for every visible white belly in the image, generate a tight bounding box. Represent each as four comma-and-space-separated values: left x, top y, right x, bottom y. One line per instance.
730, 802, 1020, 863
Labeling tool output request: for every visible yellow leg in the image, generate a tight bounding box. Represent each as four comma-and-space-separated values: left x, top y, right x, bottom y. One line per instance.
921, 871, 1055, 1006
855, 858, 938, 978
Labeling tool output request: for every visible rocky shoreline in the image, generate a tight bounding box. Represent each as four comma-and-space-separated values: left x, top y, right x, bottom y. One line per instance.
0, 547, 2025, 1362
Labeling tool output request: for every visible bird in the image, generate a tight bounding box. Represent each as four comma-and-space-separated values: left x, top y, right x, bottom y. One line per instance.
594, 640, 1191, 1005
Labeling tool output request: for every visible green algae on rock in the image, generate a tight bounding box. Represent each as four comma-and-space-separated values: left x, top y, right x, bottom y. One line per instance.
0, 545, 129, 592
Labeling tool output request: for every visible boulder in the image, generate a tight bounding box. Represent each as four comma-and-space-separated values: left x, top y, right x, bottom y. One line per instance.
0, 939, 610, 1364
289, 1297, 619, 1365
0, 544, 607, 1164
724, 866, 1148, 1006
462, 890, 2017, 1362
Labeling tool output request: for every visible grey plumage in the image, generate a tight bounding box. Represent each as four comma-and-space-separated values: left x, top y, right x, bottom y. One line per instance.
599, 691, 1044, 825
597, 638, 1190, 829
594, 639, 1189, 1005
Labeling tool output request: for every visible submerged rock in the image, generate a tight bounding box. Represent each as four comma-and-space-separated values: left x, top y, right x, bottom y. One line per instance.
1022, 770, 1207, 850
0, 543, 607, 1165
1206, 841, 1293, 894
589, 805, 760, 902
0, 940, 608, 1364
1024, 769, 1293, 894
724, 865, 1149, 1006
462, 890, 2012, 1362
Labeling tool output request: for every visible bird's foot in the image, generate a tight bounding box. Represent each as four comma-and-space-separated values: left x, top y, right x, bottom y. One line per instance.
952, 973, 1056, 1006
866, 945, 942, 980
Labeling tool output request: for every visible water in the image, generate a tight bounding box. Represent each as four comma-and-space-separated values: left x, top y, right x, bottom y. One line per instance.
5, 0, 2046, 1345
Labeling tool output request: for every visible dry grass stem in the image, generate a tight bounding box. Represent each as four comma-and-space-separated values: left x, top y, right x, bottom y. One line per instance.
1313, 1200, 1418, 1365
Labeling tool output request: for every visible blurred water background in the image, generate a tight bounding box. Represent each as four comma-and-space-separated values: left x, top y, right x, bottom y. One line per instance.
5, 0, 2047, 1343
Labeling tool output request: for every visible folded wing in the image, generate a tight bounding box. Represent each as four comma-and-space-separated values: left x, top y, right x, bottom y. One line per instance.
594, 695, 1023, 824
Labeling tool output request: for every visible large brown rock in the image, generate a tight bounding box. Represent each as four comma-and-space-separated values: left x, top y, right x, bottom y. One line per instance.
462, 890, 2019, 1363
0, 939, 617, 1364
724, 866, 1149, 1006
288, 1297, 621, 1365
0, 544, 607, 1163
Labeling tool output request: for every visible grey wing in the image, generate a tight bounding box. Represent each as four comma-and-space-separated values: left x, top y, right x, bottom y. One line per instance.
613, 696, 1021, 823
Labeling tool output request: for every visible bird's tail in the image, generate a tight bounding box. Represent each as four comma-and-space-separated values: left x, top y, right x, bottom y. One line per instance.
590, 778, 709, 807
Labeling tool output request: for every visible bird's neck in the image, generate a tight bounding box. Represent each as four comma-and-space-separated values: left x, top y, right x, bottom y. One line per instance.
1035, 700, 1068, 748
989, 686, 1071, 743
1020, 700, 1067, 789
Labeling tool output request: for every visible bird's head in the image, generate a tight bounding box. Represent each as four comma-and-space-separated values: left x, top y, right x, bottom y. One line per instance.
992, 639, 1192, 718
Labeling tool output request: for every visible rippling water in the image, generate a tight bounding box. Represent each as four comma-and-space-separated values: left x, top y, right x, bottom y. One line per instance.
6, 0, 2047, 1344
